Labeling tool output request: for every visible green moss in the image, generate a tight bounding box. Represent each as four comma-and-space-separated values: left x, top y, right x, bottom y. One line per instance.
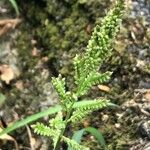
17, 0, 112, 77
15, 28, 39, 81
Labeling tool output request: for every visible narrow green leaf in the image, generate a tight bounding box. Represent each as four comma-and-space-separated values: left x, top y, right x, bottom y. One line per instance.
85, 127, 106, 148
71, 129, 84, 143
73, 100, 117, 108
0, 101, 116, 136
68, 127, 106, 150
0, 105, 61, 136
9, 0, 19, 16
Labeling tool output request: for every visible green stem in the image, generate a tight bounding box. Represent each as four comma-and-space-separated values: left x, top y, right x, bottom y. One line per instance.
54, 104, 74, 150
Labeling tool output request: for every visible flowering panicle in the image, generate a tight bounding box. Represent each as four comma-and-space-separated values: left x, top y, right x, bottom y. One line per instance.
33, 1, 125, 150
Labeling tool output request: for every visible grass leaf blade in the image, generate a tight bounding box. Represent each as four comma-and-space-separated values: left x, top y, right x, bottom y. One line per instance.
68, 127, 106, 150
0, 105, 61, 136
85, 127, 106, 148
9, 0, 19, 16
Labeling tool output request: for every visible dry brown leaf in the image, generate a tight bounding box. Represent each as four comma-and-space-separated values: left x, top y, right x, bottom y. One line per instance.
144, 92, 150, 101
41, 56, 48, 62
82, 120, 89, 128
31, 39, 37, 45
15, 80, 24, 90
32, 47, 40, 57
86, 24, 92, 34
98, 84, 110, 92
0, 65, 15, 84
0, 127, 19, 150
0, 18, 21, 36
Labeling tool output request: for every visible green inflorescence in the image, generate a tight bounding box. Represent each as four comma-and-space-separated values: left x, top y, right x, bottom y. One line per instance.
33, 1, 125, 150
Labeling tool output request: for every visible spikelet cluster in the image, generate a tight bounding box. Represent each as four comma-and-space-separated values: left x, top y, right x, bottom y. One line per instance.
74, 0, 124, 96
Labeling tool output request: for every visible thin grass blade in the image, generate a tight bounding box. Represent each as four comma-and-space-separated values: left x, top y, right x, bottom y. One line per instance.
68, 127, 106, 150
0, 105, 61, 136
9, 0, 19, 16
